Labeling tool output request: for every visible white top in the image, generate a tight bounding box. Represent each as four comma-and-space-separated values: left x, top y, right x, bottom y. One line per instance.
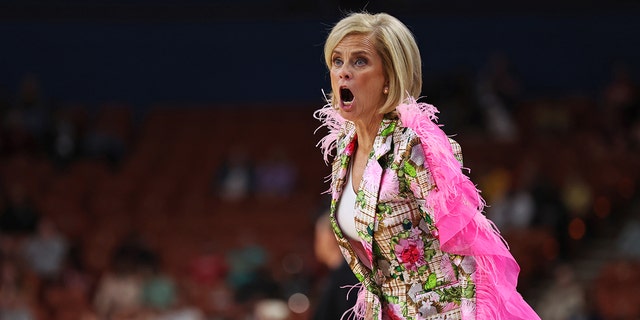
336, 165, 360, 240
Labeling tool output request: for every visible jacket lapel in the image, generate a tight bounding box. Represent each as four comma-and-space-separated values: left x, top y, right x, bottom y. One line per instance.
354, 118, 394, 242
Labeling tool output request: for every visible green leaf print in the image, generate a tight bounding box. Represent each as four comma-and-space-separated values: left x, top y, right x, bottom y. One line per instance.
424, 273, 437, 290
372, 241, 382, 256
463, 284, 475, 299
424, 248, 436, 261
383, 293, 400, 304
377, 203, 392, 215
340, 154, 349, 167
423, 212, 433, 225
381, 122, 396, 137
366, 224, 374, 236
356, 191, 366, 208
398, 230, 410, 239
403, 161, 417, 178
442, 287, 462, 301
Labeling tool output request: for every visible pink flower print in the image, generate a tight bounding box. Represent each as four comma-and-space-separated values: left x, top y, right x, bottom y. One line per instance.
379, 169, 399, 201
440, 255, 457, 282
409, 181, 423, 198
410, 227, 423, 238
442, 302, 457, 313
461, 299, 476, 320
410, 144, 426, 166
385, 303, 404, 320
394, 237, 425, 272
332, 188, 341, 200
362, 162, 382, 191
459, 255, 476, 274
344, 138, 356, 156
361, 240, 373, 264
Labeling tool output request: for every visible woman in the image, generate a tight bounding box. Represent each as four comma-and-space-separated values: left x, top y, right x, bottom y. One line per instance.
315, 12, 540, 320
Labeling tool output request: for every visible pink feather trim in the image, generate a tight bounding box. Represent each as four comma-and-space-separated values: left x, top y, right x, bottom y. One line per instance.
340, 283, 381, 320
397, 98, 540, 320
313, 92, 345, 164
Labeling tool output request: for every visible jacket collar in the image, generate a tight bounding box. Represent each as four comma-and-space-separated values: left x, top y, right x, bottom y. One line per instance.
333, 117, 396, 241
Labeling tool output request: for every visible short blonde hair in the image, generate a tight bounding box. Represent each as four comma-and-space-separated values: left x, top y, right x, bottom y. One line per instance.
324, 12, 422, 115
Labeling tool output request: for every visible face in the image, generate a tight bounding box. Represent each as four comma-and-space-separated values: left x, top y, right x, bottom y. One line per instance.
330, 33, 387, 124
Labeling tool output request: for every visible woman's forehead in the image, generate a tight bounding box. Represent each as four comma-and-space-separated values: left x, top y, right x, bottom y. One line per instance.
333, 33, 377, 54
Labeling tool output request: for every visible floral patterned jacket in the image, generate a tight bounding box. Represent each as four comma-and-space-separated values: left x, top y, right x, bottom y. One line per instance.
328, 117, 476, 320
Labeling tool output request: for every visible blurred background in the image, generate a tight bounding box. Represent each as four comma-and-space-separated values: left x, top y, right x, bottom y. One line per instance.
0, 0, 639, 319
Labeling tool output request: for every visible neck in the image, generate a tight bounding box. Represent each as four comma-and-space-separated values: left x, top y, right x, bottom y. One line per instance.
353, 114, 383, 153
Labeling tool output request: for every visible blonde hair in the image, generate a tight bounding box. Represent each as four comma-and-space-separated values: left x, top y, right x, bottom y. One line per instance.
324, 12, 422, 115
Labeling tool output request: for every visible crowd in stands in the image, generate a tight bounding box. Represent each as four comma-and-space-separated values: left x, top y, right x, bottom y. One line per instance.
0, 57, 638, 319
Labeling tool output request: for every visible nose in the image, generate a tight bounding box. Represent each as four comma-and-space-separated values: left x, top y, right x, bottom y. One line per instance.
338, 66, 351, 79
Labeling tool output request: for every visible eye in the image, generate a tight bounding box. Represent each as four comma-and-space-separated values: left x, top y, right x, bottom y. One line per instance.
354, 57, 367, 67
332, 57, 343, 67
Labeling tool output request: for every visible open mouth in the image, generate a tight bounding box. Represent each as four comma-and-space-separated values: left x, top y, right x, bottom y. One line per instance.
340, 88, 354, 106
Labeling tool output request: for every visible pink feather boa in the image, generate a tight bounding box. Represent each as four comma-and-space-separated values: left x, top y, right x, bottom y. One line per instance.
397, 98, 539, 320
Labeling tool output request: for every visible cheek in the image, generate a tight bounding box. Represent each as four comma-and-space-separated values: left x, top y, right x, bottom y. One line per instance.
329, 71, 339, 87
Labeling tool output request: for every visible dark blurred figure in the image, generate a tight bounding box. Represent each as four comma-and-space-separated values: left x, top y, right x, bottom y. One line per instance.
21, 217, 68, 281
45, 107, 84, 169
536, 264, 588, 320
226, 233, 270, 299
213, 145, 256, 202
255, 146, 297, 200
83, 105, 131, 168
0, 256, 37, 320
0, 183, 40, 237
93, 233, 158, 318
476, 52, 522, 142
593, 259, 640, 320
0, 73, 50, 156
601, 62, 639, 150
312, 213, 357, 320
531, 175, 571, 259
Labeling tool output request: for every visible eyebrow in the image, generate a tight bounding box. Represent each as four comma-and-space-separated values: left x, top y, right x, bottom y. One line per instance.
332, 49, 373, 56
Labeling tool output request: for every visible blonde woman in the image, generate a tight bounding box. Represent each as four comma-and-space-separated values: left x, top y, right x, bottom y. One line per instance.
315, 12, 539, 320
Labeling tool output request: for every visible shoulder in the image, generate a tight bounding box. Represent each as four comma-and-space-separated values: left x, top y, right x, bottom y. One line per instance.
395, 119, 464, 165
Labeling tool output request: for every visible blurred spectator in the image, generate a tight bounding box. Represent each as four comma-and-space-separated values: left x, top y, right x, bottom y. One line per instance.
45, 108, 83, 169
141, 265, 177, 312
93, 233, 158, 318
0, 258, 36, 320
593, 259, 640, 319
602, 62, 638, 142
0, 73, 49, 156
617, 196, 640, 258
226, 233, 275, 306
226, 234, 267, 290
531, 175, 571, 258
21, 217, 68, 280
255, 147, 297, 200
213, 146, 256, 201
489, 159, 542, 231
188, 241, 227, 288
0, 183, 40, 237
253, 299, 289, 320
93, 262, 144, 318
312, 213, 358, 320
83, 129, 125, 168
475, 52, 521, 141
536, 264, 587, 320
